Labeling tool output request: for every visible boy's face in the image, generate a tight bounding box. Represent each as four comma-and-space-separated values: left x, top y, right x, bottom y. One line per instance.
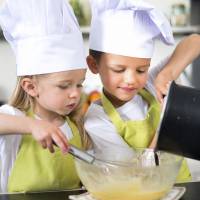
87, 53, 150, 107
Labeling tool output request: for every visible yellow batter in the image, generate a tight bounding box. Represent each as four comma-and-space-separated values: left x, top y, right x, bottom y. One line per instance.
91, 182, 169, 200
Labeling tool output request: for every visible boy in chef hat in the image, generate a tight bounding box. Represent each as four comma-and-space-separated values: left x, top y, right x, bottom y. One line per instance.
0, 0, 91, 193
85, 0, 191, 182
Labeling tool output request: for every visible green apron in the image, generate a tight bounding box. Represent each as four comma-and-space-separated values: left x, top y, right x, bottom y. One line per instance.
8, 112, 82, 193
101, 89, 191, 183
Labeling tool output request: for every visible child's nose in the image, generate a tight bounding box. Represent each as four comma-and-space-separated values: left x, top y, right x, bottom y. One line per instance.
124, 71, 136, 85
69, 87, 80, 99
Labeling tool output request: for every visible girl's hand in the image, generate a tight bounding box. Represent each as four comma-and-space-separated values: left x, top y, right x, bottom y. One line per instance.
29, 119, 69, 154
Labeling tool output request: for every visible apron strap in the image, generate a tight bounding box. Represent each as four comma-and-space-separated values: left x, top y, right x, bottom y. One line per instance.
101, 92, 125, 133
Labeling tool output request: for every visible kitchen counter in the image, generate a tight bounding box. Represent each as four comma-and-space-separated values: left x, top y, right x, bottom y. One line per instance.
178, 182, 200, 200
0, 188, 85, 200
0, 182, 200, 200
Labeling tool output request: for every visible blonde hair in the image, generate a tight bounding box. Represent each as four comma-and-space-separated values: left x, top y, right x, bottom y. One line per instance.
9, 76, 34, 111
9, 76, 92, 150
68, 96, 92, 150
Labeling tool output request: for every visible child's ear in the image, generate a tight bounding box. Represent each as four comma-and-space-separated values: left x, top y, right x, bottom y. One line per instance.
20, 77, 38, 97
86, 55, 99, 74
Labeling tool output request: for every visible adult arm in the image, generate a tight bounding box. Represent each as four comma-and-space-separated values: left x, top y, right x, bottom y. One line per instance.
155, 34, 200, 102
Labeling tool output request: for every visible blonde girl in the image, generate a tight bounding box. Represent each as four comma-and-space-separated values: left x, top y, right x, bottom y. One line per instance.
0, 0, 90, 193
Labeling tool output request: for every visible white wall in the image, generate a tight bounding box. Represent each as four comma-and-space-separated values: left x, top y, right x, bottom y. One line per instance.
0, 40, 16, 102
0, 0, 4, 6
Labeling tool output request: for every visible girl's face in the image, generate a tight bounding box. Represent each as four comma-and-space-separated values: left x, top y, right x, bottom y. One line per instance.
33, 69, 86, 117
94, 53, 150, 107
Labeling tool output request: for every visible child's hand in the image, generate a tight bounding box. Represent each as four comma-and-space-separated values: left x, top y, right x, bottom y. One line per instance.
154, 70, 172, 104
29, 119, 69, 154
148, 132, 158, 149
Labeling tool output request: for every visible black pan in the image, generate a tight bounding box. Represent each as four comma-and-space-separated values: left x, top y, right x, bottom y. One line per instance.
156, 81, 200, 160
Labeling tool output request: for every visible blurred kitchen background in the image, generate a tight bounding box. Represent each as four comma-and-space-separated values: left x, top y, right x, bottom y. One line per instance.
1, 0, 200, 102
0, 0, 200, 180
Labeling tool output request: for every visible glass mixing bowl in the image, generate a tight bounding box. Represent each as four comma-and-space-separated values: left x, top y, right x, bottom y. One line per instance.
75, 149, 182, 200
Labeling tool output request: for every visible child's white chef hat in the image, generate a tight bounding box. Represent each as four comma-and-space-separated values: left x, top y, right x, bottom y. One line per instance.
0, 0, 87, 76
89, 0, 174, 58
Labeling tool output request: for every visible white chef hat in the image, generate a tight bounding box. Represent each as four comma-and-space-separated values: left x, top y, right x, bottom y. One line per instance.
0, 0, 87, 76
89, 0, 174, 58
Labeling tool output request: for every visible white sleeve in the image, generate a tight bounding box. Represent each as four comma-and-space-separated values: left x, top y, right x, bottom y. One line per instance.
0, 104, 25, 116
0, 104, 24, 193
84, 103, 135, 162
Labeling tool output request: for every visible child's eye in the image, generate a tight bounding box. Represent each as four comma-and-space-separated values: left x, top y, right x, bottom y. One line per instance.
137, 69, 146, 74
112, 69, 125, 73
58, 85, 69, 89
77, 83, 83, 88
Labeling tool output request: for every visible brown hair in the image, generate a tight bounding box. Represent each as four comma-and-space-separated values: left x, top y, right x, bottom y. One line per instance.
89, 49, 104, 64
9, 76, 92, 150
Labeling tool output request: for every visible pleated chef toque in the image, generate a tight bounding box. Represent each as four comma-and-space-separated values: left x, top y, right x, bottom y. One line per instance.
0, 0, 87, 76
89, 0, 174, 58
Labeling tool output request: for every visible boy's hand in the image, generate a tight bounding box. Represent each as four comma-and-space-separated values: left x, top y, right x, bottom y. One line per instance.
29, 119, 69, 154
154, 70, 173, 104
148, 133, 158, 149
